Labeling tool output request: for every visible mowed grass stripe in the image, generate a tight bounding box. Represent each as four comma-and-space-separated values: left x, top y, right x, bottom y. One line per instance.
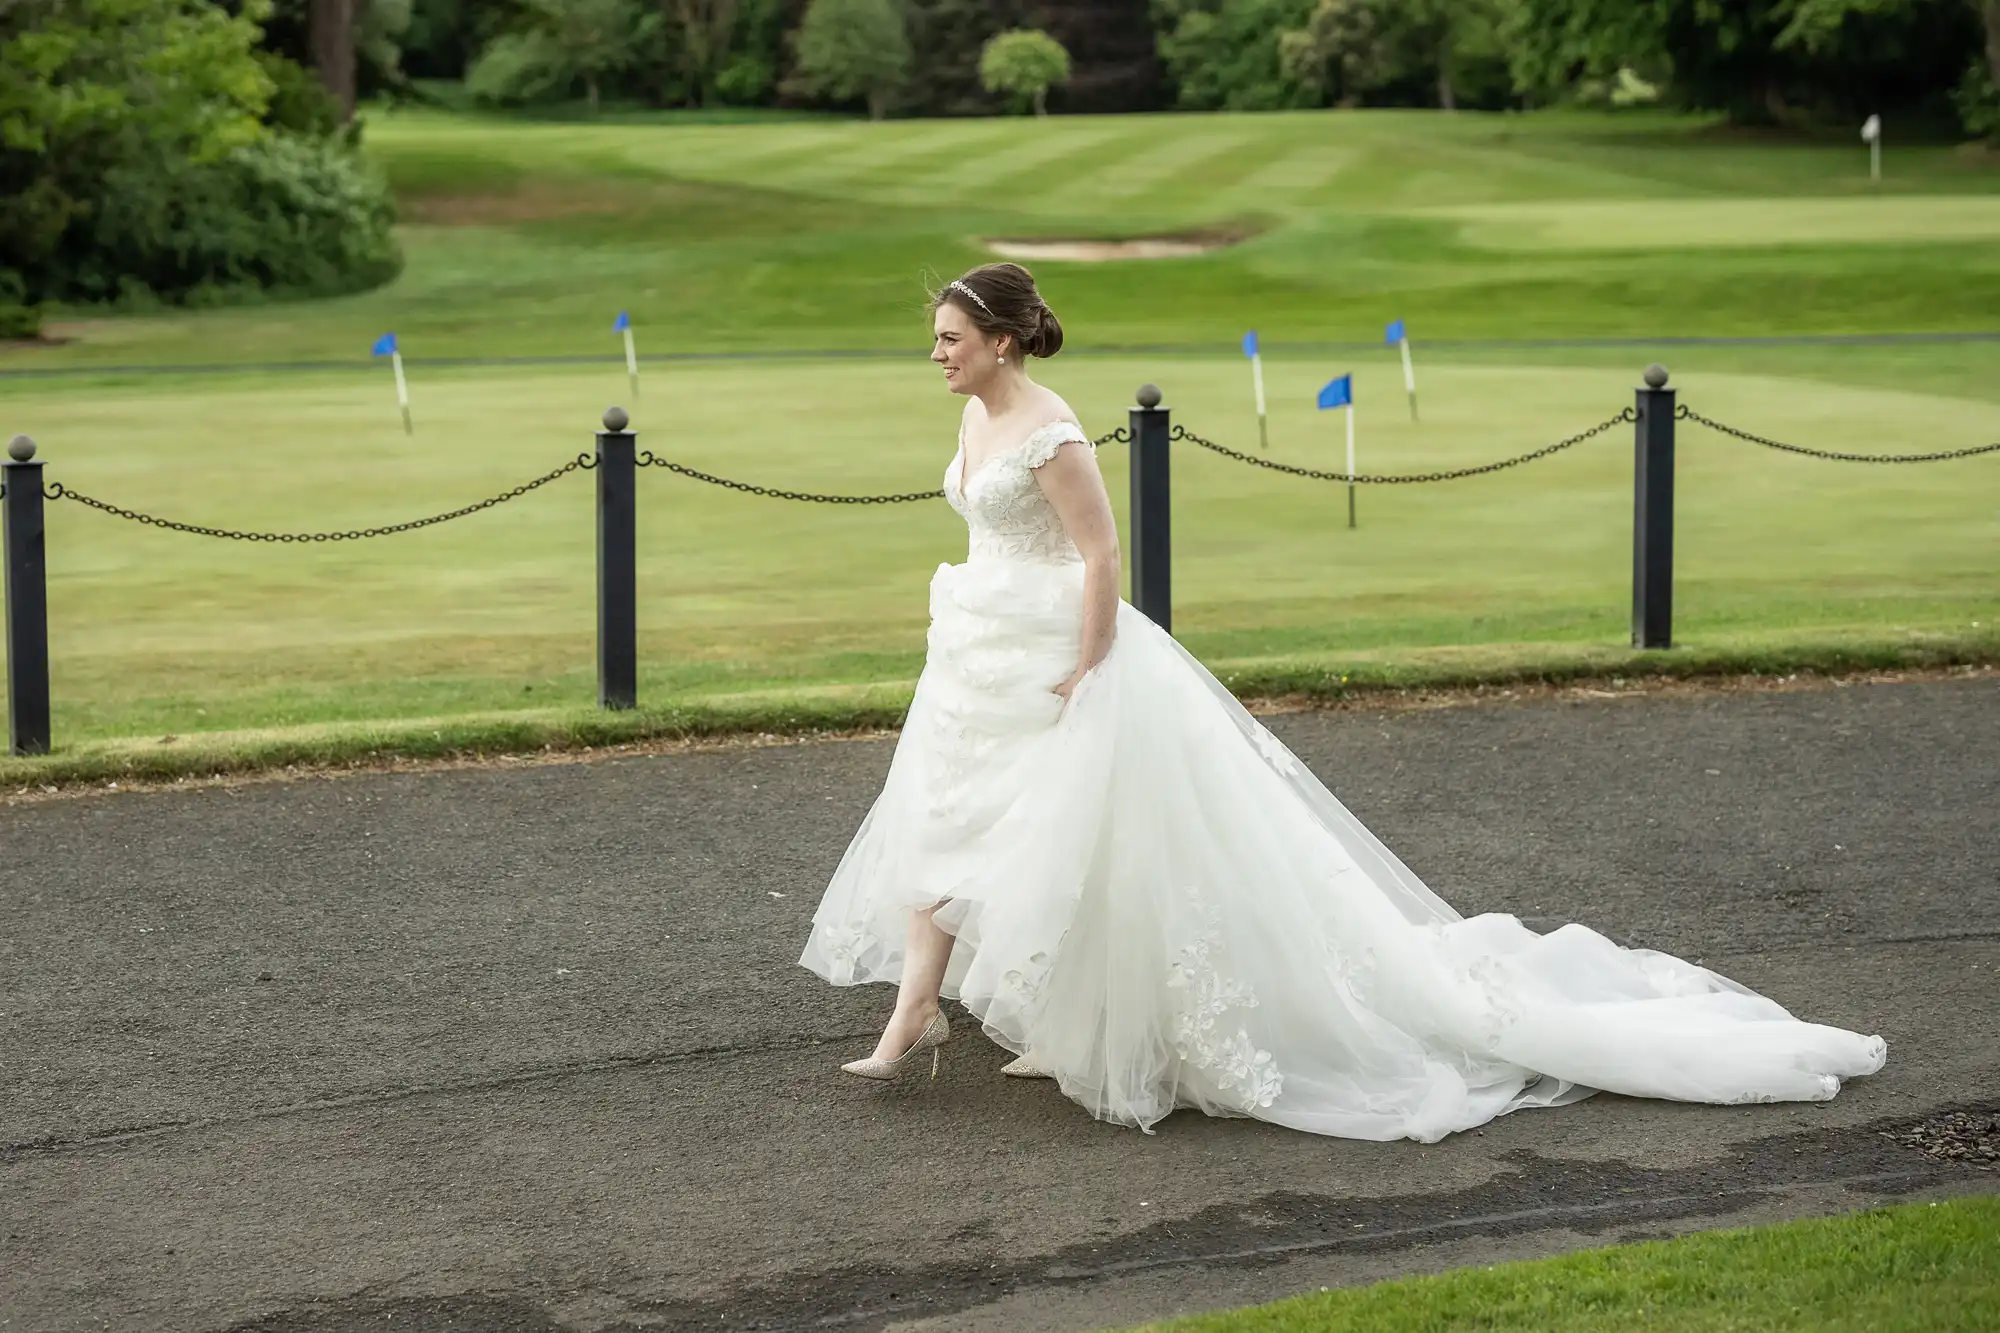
760, 122, 1018, 194
1059, 130, 1261, 206
1233, 145, 1358, 201
606, 121, 872, 187
911, 123, 1147, 207
1424, 196, 2000, 251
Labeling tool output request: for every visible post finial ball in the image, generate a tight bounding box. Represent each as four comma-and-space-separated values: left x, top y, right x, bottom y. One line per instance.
7, 434, 35, 462
602, 406, 630, 433
1643, 363, 1670, 389
1136, 383, 1162, 409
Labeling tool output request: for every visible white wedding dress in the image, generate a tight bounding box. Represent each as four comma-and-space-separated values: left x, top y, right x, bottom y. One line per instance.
798, 421, 1887, 1140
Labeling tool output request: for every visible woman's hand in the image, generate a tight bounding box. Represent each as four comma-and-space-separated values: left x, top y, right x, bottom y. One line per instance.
1052, 666, 1092, 701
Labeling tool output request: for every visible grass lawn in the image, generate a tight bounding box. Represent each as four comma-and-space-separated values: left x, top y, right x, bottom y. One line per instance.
1127, 1195, 2000, 1332
0, 107, 1995, 773
9, 108, 2000, 369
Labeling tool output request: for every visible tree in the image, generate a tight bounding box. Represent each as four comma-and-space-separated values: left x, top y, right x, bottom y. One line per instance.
790, 0, 912, 120
1776, 0, 2000, 140
541, 0, 653, 109
1280, 0, 1507, 111
1499, 0, 1980, 125
1154, 0, 1320, 111
1988, 0, 2000, 108
666, 0, 741, 106
979, 28, 1071, 114
465, 0, 655, 109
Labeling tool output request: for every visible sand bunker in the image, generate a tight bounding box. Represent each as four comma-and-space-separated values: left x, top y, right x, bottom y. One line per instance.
984, 234, 1239, 262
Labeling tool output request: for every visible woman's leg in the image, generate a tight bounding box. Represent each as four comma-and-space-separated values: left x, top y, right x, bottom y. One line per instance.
869, 903, 955, 1059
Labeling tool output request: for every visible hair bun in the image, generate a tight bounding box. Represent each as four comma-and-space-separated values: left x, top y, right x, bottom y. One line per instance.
1028, 303, 1065, 359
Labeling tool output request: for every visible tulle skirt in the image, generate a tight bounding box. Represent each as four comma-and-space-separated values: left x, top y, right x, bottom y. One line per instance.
798, 558, 1887, 1140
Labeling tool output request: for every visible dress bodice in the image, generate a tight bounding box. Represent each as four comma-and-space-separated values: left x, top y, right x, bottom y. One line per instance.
943, 420, 1093, 566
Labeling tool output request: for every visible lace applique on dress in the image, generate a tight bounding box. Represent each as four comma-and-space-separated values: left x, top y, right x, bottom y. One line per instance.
1167, 897, 1284, 1111
944, 420, 1094, 566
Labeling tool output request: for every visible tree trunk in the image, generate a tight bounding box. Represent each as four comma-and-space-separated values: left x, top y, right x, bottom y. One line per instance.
868, 88, 885, 121
309, 0, 357, 123
1034, 86, 1047, 117
588, 76, 600, 112
1437, 33, 1455, 112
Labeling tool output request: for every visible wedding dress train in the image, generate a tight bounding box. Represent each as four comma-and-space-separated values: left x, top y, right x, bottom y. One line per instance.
798, 421, 1886, 1140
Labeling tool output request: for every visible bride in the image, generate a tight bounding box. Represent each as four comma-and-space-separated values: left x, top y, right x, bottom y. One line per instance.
797, 263, 1886, 1141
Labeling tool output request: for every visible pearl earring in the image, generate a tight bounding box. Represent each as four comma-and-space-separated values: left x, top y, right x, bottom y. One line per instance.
998, 355, 1006, 365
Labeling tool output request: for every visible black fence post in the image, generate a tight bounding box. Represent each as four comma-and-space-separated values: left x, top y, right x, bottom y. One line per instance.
596, 407, 637, 710
1633, 364, 1675, 650
3, 434, 51, 755
1128, 384, 1172, 633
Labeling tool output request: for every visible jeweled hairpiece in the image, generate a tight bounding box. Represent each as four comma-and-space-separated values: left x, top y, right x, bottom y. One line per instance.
948, 280, 994, 318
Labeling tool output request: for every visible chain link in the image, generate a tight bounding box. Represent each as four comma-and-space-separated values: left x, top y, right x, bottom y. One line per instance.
632, 427, 1131, 504
1675, 405, 2000, 464
1167, 410, 1636, 484
43, 454, 596, 542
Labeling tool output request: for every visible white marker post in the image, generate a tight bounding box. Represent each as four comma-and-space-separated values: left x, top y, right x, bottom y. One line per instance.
1399, 339, 1417, 420
1317, 372, 1356, 528
373, 332, 411, 435
1244, 331, 1268, 450
1386, 318, 1416, 421
1862, 114, 1881, 183
615, 311, 639, 398
392, 349, 412, 435
1345, 400, 1357, 529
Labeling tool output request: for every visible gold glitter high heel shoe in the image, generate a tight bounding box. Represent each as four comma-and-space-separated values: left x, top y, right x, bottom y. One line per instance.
841, 1009, 950, 1082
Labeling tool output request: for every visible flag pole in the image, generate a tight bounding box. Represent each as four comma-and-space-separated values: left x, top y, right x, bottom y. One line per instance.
392, 349, 412, 435
1252, 349, 1268, 450
623, 325, 639, 399
1345, 402, 1357, 530
1400, 336, 1417, 421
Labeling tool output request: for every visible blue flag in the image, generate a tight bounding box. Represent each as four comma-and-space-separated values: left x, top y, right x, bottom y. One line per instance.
1242, 330, 1259, 358
1317, 374, 1353, 410
614, 310, 631, 332
1385, 319, 1406, 345
371, 332, 397, 357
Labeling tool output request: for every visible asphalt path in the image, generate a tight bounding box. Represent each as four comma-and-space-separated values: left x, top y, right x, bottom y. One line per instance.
2, 676, 1995, 1333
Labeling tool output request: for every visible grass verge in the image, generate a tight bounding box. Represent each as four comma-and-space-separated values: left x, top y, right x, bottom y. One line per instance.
1126, 1195, 2000, 1333
5, 631, 1992, 792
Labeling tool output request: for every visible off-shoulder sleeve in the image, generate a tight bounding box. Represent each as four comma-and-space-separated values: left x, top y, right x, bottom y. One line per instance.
1020, 420, 1092, 470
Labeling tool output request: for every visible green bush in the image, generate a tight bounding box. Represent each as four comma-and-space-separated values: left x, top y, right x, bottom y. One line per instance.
1955, 59, 2000, 144
255, 51, 346, 140
0, 269, 39, 340
72, 134, 400, 305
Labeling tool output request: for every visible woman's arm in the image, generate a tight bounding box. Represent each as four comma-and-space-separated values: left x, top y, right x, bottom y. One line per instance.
1032, 438, 1121, 699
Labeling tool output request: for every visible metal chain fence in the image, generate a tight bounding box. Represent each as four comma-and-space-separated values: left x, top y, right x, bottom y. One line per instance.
1675, 406, 2000, 463
27, 409, 1995, 541
42, 454, 596, 542
633, 426, 1132, 504
1170, 409, 1638, 484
